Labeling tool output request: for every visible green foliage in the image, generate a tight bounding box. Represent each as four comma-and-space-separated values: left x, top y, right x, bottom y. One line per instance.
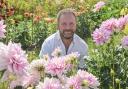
86, 32, 128, 89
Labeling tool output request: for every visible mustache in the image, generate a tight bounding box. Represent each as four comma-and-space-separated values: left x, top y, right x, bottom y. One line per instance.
63, 30, 74, 32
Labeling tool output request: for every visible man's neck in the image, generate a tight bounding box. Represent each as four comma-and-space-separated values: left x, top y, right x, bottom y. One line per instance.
61, 37, 73, 54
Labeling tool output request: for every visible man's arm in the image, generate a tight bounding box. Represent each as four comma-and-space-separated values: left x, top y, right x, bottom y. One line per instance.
78, 55, 88, 70
39, 40, 52, 58
78, 42, 88, 70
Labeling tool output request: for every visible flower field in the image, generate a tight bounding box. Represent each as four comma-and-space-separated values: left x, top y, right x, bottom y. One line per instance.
0, 0, 128, 89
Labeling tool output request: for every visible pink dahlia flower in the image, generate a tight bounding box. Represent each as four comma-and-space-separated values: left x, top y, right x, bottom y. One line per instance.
0, 42, 28, 81
36, 77, 62, 89
45, 57, 66, 76
92, 28, 111, 45
0, 20, 6, 38
93, 1, 105, 12
121, 36, 128, 48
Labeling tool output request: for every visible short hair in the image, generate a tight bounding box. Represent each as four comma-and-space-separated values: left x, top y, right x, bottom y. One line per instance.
57, 8, 76, 23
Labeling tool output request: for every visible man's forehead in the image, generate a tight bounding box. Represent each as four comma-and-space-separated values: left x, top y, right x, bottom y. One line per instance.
59, 13, 76, 20
60, 13, 75, 18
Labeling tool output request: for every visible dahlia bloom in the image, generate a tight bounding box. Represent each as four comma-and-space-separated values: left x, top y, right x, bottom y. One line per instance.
0, 20, 6, 38
100, 18, 117, 33
36, 77, 62, 89
62, 52, 80, 72
0, 42, 8, 71
51, 47, 62, 57
92, 28, 111, 45
9, 79, 23, 89
93, 1, 105, 12
67, 75, 82, 89
115, 16, 128, 30
29, 59, 46, 73
65, 52, 80, 61
22, 74, 41, 88
121, 36, 128, 48
7, 42, 28, 75
45, 57, 67, 76
77, 70, 100, 89
9, 74, 40, 89
0, 42, 28, 81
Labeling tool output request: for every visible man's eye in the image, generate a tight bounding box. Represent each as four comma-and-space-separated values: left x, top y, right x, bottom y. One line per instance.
70, 23, 74, 26
61, 23, 66, 26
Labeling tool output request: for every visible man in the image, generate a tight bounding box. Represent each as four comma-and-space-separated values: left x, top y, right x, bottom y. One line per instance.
39, 8, 88, 69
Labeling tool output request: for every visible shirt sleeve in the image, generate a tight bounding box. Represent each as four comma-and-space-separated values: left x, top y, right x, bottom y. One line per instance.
78, 42, 88, 70
39, 40, 52, 58
78, 54, 88, 70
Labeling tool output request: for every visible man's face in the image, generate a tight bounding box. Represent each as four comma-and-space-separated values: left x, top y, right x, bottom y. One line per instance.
58, 13, 76, 39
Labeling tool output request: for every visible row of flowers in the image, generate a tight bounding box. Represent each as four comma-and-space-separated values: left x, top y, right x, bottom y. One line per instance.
92, 14, 128, 46
0, 41, 100, 89
0, 1, 108, 23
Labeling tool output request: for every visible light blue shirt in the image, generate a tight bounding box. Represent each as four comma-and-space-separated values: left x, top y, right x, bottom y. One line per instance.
39, 31, 88, 69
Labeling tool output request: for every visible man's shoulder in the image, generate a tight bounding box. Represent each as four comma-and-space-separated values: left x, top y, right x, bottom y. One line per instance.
74, 34, 88, 49
44, 32, 58, 42
74, 34, 87, 45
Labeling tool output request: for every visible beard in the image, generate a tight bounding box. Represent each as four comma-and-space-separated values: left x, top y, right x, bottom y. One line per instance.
60, 30, 74, 39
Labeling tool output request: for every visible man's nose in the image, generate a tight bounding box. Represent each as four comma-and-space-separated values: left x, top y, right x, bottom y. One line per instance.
65, 24, 71, 30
